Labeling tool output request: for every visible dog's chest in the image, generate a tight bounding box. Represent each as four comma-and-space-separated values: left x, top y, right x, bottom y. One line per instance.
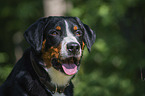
45, 67, 72, 86
52, 92, 66, 96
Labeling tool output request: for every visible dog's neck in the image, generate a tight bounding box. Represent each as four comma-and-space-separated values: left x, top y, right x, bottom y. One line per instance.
45, 67, 73, 86
30, 52, 72, 93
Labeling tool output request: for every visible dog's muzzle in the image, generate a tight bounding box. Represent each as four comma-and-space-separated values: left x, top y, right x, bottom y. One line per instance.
52, 42, 81, 76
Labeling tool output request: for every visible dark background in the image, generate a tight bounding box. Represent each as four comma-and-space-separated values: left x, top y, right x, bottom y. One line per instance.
0, 0, 145, 95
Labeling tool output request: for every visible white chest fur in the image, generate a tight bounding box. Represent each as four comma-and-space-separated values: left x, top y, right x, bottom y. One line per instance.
53, 92, 66, 96
46, 67, 72, 86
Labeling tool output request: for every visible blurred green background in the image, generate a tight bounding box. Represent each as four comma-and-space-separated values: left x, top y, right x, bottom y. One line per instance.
0, 0, 145, 96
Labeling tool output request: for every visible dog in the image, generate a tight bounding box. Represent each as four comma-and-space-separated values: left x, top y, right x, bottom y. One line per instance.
0, 16, 96, 96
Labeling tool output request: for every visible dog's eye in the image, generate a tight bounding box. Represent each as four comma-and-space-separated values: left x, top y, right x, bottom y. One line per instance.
74, 31, 82, 37
50, 31, 59, 36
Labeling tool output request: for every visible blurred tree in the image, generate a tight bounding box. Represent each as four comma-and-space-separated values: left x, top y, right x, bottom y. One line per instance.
43, 0, 68, 16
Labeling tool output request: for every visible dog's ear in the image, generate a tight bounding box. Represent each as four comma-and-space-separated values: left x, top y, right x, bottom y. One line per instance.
75, 17, 96, 52
24, 17, 48, 53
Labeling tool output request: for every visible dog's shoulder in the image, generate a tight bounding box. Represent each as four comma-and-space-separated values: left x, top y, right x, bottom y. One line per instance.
0, 49, 50, 96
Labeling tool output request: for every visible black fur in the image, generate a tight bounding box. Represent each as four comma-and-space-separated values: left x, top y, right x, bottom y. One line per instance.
0, 16, 96, 96
74, 17, 96, 52
24, 18, 48, 54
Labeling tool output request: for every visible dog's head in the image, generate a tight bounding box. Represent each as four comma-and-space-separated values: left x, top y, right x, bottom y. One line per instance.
24, 16, 96, 76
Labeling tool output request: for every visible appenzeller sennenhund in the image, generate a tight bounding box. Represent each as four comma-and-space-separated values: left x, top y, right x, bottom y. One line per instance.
0, 16, 96, 96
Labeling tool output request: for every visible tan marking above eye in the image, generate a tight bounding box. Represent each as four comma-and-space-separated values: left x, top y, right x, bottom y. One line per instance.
73, 26, 78, 30
56, 26, 61, 30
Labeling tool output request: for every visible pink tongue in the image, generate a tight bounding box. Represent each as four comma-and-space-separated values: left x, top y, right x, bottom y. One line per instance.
62, 64, 77, 75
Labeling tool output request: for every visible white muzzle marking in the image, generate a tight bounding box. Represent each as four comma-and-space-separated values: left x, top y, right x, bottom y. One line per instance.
60, 20, 82, 59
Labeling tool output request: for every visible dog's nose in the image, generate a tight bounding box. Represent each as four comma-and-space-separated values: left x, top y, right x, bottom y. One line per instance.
67, 42, 80, 54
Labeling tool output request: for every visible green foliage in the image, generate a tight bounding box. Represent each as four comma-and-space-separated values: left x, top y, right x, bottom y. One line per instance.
0, 65, 12, 85
0, 0, 43, 84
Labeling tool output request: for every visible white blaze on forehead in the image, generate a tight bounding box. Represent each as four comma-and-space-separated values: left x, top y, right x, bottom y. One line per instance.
64, 20, 78, 42
60, 20, 82, 59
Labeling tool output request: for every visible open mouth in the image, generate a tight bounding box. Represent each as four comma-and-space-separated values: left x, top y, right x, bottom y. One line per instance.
51, 57, 80, 75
